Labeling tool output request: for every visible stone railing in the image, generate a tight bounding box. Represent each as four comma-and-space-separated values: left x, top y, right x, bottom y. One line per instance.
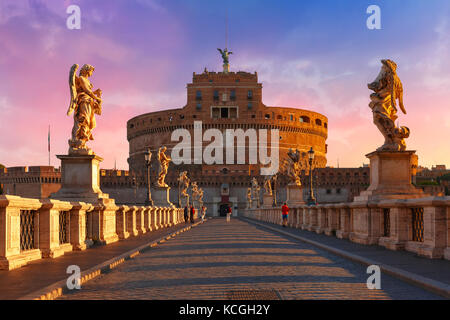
0, 195, 184, 270
243, 196, 450, 261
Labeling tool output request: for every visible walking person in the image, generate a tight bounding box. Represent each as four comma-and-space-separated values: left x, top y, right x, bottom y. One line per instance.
190, 205, 195, 223
281, 202, 289, 227
226, 205, 232, 222
201, 206, 206, 222
184, 206, 189, 224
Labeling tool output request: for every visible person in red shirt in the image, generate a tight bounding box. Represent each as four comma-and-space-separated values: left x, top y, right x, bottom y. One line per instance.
281, 203, 289, 227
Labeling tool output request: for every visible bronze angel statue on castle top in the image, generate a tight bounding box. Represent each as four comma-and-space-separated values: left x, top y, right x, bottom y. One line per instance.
67, 64, 103, 154
368, 59, 409, 151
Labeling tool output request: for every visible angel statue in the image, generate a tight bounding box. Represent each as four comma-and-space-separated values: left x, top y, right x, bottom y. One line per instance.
368, 59, 410, 151
191, 181, 203, 206
178, 171, 190, 206
217, 48, 233, 65
246, 187, 252, 209
157, 146, 171, 187
67, 64, 103, 154
263, 175, 273, 195
251, 177, 261, 208
287, 148, 307, 186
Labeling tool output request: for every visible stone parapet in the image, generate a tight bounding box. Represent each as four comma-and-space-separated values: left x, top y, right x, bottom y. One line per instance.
0, 195, 184, 271
243, 195, 450, 260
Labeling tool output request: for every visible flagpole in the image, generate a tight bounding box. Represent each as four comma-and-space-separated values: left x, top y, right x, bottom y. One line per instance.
48, 125, 50, 166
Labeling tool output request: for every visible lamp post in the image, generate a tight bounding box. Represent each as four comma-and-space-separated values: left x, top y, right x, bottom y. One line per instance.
178, 171, 181, 208
307, 147, 316, 206
144, 149, 153, 206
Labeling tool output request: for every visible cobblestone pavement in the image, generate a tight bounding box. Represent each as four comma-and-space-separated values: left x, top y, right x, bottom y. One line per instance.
59, 218, 443, 300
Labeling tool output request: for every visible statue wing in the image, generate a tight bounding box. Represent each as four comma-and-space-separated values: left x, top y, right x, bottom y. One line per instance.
67, 64, 79, 116
217, 48, 223, 55
396, 81, 406, 114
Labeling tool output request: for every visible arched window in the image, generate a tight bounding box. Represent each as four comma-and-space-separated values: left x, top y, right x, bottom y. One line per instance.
315, 119, 322, 126
300, 116, 310, 123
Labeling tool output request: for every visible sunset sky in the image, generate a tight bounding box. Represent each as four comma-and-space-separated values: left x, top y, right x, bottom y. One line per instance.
0, 0, 449, 170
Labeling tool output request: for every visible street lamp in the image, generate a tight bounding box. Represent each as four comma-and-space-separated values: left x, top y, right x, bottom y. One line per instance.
144, 149, 153, 206
307, 147, 316, 206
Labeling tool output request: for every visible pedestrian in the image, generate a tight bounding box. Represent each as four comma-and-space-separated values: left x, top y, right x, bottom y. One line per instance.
281, 202, 289, 227
226, 205, 232, 222
201, 206, 206, 222
190, 205, 195, 223
184, 206, 189, 223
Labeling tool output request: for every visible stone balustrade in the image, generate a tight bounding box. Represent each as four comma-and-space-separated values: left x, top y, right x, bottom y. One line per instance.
243, 196, 450, 261
0, 195, 184, 270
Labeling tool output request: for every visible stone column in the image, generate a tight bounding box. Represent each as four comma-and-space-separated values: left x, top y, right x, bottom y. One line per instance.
150, 207, 158, 231
155, 207, 162, 229
144, 206, 152, 232
296, 207, 304, 228
302, 207, 309, 230
420, 205, 447, 258
307, 207, 318, 231
39, 199, 73, 258
116, 205, 130, 240
336, 206, 351, 239
0, 196, 42, 270
136, 207, 147, 235
126, 206, 138, 237
315, 207, 326, 234
70, 202, 93, 250
325, 207, 339, 236
91, 198, 119, 245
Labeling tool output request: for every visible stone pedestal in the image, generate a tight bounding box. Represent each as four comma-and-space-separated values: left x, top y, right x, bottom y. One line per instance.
51, 154, 109, 203
153, 186, 174, 207
354, 151, 425, 202
251, 198, 259, 209
286, 184, 305, 206
223, 63, 230, 73
263, 193, 273, 208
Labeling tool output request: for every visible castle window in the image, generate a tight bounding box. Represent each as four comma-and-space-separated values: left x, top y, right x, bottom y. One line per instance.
196, 103, 202, 110
326, 189, 332, 194
196, 90, 202, 100
251, 114, 256, 118
221, 108, 229, 118
229, 107, 237, 118
315, 119, 322, 126
247, 102, 253, 109
129, 123, 134, 129
193, 115, 197, 118
277, 115, 282, 120
213, 90, 219, 100
265, 114, 270, 119
247, 90, 253, 100
300, 116, 310, 123
180, 114, 185, 119
230, 90, 236, 101
336, 188, 341, 194
212, 107, 220, 119
324, 122, 328, 128
289, 114, 294, 121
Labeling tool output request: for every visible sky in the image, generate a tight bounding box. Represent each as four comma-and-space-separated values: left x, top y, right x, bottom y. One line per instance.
0, 0, 449, 170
